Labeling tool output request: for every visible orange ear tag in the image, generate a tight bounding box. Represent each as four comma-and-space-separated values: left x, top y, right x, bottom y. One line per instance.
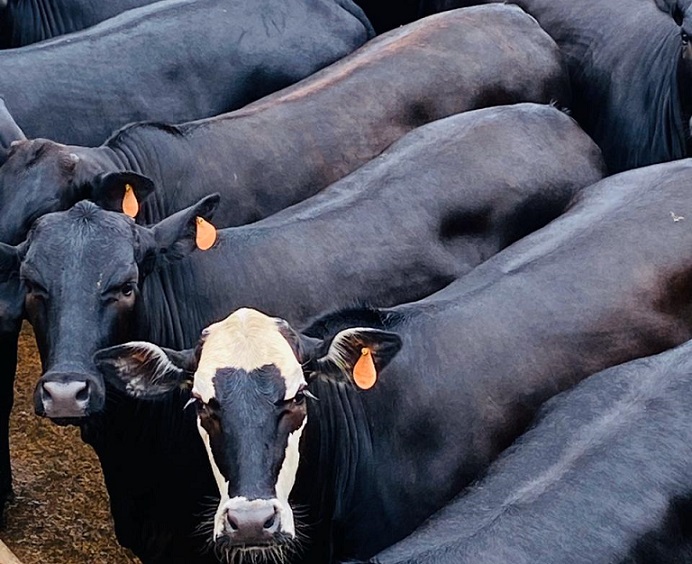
122, 184, 139, 218
196, 216, 217, 250
353, 347, 377, 390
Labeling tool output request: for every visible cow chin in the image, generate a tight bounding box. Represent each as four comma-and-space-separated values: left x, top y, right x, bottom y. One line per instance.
212, 497, 297, 563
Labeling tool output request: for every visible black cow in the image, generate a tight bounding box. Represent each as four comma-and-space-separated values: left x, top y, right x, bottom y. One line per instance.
0, 4, 570, 243
0, 0, 160, 47
0, 0, 372, 146
436, 0, 692, 173
0, 104, 603, 562
365, 338, 692, 564
99, 157, 692, 563
0, 6, 571, 520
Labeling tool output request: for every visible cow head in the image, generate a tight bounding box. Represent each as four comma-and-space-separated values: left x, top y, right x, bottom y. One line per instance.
94, 308, 401, 561
0, 194, 219, 423
0, 111, 155, 245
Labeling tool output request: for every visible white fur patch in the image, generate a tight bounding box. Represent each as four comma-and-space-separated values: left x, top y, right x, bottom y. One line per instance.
197, 418, 231, 540
273, 418, 306, 536
192, 308, 305, 402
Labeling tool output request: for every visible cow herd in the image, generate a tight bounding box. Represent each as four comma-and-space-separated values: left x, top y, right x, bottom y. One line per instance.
1, 0, 692, 563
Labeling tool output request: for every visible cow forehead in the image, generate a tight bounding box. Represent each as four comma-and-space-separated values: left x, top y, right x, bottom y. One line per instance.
193, 309, 304, 402
32, 203, 134, 243
23, 206, 135, 271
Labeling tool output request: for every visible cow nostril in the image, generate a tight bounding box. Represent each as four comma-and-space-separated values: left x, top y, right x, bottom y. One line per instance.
75, 381, 89, 402
263, 514, 275, 530
227, 513, 239, 531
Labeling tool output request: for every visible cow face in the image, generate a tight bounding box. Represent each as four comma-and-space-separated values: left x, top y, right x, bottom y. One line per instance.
94, 308, 401, 560
0, 135, 154, 246
0, 194, 219, 423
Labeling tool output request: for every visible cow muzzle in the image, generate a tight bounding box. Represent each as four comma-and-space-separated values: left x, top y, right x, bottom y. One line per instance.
34, 371, 104, 421
219, 498, 283, 547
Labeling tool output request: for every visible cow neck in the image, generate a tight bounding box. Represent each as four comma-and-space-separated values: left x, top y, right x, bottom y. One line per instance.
106, 123, 177, 225
135, 261, 204, 350
294, 308, 399, 560
80, 381, 216, 559
296, 378, 376, 561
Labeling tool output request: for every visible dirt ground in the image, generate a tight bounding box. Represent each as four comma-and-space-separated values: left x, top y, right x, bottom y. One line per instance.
0, 323, 139, 564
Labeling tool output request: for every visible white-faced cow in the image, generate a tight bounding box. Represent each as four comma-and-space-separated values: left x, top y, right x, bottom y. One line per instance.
365, 338, 692, 564
0, 104, 604, 561
0, 0, 372, 146
100, 158, 692, 562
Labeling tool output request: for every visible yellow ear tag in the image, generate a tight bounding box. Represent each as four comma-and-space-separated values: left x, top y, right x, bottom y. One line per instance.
122, 184, 139, 218
353, 347, 377, 390
196, 216, 217, 251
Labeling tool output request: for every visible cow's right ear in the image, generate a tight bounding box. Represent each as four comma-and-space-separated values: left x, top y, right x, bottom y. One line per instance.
146, 194, 221, 267
0, 98, 27, 167
90, 172, 156, 218
93, 341, 198, 399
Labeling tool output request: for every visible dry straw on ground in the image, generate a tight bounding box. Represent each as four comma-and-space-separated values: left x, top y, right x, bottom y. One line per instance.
0, 324, 139, 564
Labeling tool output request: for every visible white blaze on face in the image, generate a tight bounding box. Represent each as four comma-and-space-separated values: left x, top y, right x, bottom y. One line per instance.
191, 308, 307, 540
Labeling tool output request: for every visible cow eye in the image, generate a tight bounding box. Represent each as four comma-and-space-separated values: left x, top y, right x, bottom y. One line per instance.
196, 397, 220, 419
291, 386, 317, 405
121, 282, 136, 297
293, 391, 306, 405
682, 29, 689, 45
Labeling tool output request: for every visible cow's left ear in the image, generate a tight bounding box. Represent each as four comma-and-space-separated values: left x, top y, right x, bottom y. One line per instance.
145, 193, 221, 267
89, 172, 156, 218
308, 328, 401, 390
93, 341, 198, 399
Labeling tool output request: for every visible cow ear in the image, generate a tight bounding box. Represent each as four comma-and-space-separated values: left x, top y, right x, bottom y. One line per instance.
308, 328, 401, 390
93, 341, 198, 399
148, 193, 221, 265
0, 98, 27, 167
90, 172, 156, 218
